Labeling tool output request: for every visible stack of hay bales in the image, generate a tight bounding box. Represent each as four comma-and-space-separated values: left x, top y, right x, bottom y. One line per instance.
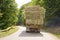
25, 6, 45, 32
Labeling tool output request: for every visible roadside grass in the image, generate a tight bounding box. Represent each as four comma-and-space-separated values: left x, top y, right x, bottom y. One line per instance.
42, 27, 60, 39
46, 31, 60, 39
53, 34, 60, 39
0, 26, 18, 38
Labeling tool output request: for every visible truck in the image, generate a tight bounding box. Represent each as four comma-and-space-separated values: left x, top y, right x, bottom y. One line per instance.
24, 6, 45, 33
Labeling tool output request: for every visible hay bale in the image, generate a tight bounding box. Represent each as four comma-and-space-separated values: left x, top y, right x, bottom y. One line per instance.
25, 6, 45, 25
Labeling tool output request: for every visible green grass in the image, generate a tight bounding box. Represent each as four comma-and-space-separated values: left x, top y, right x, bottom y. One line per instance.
47, 31, 60, 39
0, 26, 18, 38
53, 34, 60, 39
42, 27, 60, 39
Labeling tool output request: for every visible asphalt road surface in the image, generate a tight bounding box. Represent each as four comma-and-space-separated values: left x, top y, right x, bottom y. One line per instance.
0, 26, 60, 40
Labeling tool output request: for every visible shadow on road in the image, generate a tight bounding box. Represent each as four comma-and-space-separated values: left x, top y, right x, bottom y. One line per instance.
19, 31, 43, 37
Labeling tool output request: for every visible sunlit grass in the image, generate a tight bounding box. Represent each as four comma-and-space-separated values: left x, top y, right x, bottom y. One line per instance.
0, 26, 18, 38
53, 34, 60, 39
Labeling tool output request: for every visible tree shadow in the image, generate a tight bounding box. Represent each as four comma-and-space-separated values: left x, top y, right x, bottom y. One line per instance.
19, 31, 43, 37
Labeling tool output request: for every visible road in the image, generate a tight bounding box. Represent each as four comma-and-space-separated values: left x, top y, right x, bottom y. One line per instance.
0, 26, 60, 40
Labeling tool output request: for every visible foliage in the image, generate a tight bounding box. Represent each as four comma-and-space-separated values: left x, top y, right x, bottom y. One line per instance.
17, 6, 25, 25
0, 0, 18, 29
32, 0, 60, 21
17, 2, 32, 25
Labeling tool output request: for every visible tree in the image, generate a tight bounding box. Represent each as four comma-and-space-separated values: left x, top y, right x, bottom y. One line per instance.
0, 0, 18, 29
32, 0, 60, 21
17, 2, 32, 25
17, 6, 24, 25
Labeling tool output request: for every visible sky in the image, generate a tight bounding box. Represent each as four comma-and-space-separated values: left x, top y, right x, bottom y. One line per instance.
15, 0, 32, 8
